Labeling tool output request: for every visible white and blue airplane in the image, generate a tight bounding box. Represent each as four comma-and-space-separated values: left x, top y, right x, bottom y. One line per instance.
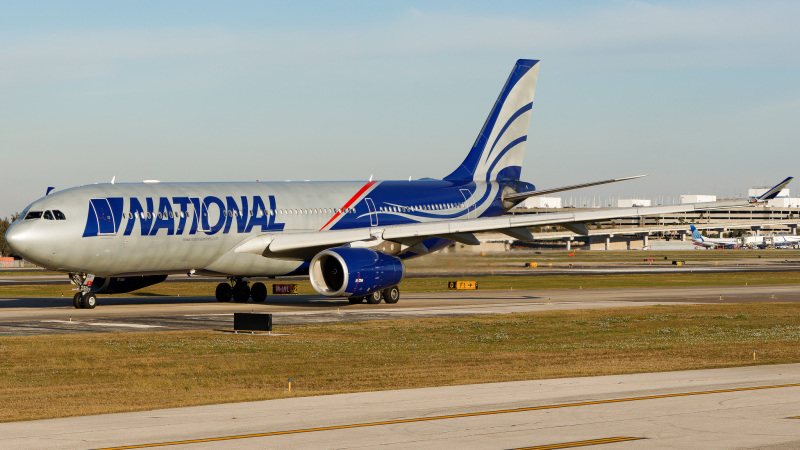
690, 225, 741, 249
5, 59, 792, 308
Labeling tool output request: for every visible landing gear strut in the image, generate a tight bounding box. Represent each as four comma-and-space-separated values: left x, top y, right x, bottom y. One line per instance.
69, 273, 98, 309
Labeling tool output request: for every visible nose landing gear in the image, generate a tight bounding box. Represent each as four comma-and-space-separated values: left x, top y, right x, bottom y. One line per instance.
69, 273, 98, 309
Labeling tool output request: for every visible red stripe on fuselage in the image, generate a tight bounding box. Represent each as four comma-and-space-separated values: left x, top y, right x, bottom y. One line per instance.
319, 181, 377, 231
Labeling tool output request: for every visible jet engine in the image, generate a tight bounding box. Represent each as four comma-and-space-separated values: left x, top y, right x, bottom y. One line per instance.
309, 248, 404, 297
89, 275, 169, 294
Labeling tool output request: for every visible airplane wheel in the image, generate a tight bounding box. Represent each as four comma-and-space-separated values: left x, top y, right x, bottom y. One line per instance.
366, 291, 382, 304
73, 292, 83, 309
348, 297, 363, 304
251, 282, 267, 303
382, 286, 400, 304
232, 283, 250, 303
215, 283, 232, 302
81, 293, 97, 309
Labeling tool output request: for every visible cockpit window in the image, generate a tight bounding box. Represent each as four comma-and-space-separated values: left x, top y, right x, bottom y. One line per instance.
53, 210, 66, 220
43, 210, 54, 220
24, 211, 42, 220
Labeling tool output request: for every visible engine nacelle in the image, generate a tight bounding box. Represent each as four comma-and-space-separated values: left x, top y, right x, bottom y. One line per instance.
89, 275, 168, 294
309, 248, 404, 297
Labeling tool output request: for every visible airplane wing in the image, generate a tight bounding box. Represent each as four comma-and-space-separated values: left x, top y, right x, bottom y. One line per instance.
234, 177, 793, 260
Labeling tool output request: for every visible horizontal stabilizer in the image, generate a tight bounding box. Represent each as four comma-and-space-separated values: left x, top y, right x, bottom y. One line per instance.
504, 174, 648, 201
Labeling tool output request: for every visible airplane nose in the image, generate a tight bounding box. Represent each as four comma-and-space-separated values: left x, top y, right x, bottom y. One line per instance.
5, 223, 21, 253
5, 222, 31, 255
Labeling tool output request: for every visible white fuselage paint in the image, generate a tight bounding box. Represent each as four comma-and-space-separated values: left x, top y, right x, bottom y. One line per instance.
7, 180, 498, 278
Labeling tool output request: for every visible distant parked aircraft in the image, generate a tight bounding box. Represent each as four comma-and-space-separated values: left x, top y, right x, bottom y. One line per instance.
743, 234, 800, 249
690, 225, 741, 249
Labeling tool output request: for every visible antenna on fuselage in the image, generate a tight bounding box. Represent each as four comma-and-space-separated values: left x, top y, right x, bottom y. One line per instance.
111, 176, 116, 184
369, 174, 373, 182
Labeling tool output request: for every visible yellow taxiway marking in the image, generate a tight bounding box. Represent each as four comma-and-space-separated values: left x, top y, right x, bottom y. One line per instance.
97, 382, 800, 450
512, 436, 643, 449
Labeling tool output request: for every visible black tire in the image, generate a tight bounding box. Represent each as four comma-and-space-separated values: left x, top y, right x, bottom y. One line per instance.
215, 283, 232, 302
382, 286, 400, 304
251, 282, 267, 303
348, 296, 364, 304
232, 283, 251, 303
80, 293, 97, 309
73, 292, 83, 309
366, 291, 382, 304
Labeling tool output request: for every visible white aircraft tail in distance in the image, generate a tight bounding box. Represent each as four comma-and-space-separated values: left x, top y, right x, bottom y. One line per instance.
4, 59, 794, 308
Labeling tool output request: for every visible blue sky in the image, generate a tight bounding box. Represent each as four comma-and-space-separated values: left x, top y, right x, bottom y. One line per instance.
2, 1, 799, 217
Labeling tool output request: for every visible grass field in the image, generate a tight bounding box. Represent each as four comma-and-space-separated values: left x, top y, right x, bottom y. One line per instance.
1, 303, 799, 422
406, 249, 800, 265
3, 271, 800, 299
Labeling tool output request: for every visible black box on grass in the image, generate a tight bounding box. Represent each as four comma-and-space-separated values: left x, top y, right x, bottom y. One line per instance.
234, 313, 273, 331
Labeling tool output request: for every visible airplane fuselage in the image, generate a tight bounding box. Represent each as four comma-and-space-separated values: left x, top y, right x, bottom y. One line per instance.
9, 179, 527, 277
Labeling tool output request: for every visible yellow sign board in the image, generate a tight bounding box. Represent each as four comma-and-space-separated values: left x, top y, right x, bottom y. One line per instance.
448, 281, 478, 290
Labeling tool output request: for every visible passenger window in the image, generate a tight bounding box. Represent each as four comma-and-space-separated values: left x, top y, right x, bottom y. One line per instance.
43, 210, 54, 220
25, 211, 42, 220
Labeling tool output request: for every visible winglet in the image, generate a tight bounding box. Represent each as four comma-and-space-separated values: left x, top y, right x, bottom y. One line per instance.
753, 177, 793, 202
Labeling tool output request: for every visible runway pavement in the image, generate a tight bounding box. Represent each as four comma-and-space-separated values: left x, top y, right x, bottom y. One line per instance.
1, 363, 798, 449
1, 284, 799, 335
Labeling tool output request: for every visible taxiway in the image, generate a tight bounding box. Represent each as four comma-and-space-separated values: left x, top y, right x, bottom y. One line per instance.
1, 284, 799, 335
1, 363, 798, 449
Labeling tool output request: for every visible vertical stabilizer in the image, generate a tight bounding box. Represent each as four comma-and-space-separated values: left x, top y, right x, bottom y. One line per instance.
690, 225, 703, 242
444, 59, 540, 182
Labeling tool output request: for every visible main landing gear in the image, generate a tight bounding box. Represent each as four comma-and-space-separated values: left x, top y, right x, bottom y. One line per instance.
214, 279, 400, 305
348, 285, 400, 305
215, 278, 268, 303
70, 273, 98, 309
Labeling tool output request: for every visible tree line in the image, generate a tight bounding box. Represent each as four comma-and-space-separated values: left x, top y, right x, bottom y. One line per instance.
0, 214, 20, 257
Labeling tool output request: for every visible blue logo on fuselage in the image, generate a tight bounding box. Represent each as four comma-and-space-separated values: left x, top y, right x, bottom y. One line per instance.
82, 195, 285, 237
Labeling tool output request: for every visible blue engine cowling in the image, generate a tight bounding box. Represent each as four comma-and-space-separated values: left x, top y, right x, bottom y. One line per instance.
89, 275, 168, 294
309, 248, 404, 297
